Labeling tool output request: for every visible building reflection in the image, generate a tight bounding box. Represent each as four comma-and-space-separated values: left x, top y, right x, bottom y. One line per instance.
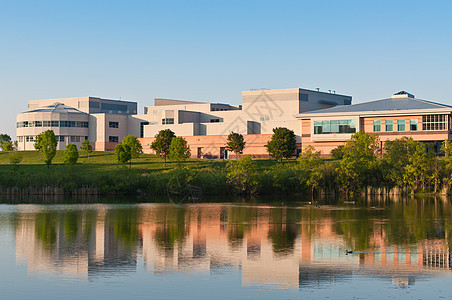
14, 201, 452, 287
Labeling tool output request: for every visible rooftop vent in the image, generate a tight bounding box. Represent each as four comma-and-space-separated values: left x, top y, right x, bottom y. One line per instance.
392, 91, 415, 99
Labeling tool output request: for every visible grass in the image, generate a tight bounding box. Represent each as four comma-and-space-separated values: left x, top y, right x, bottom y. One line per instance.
0, 150, 295, 174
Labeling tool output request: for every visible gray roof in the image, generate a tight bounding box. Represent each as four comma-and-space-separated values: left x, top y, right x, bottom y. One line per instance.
23, 103, 87, 114
299, 97, 452, 116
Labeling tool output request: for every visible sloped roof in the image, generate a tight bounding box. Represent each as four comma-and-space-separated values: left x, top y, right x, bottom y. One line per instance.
23, 103, 87, 114
298, 96, 452, 117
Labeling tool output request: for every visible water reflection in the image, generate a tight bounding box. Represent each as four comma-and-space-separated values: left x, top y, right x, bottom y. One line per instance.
8, 199, 452, 289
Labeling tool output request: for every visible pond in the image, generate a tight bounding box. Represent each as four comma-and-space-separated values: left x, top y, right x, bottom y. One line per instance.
0, 197, 451, 299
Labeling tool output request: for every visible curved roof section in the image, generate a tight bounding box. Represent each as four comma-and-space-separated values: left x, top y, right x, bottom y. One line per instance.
22, 103, 88, 115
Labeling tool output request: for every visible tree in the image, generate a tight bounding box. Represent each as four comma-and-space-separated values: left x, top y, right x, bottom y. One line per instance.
226, 155, 259, 194
81, 139, 93, 160
150, 129, 175, 166
114, 144, 132, 165
63, 143, 79, 165
265, 127, 296, 162
3, 141, 13, 151
297, 145, 321, 171
337, 131, 380, 195
225, 132, 246, 159
169, 137, 191, 163
122, 135, 143, 164
9, 151, 23, 173
34, 130, 58, 168
331, 145, 345, 160
0, 134, 11, 151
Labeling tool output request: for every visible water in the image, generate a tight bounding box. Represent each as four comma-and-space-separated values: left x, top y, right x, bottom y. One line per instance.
0, 198, 451, 299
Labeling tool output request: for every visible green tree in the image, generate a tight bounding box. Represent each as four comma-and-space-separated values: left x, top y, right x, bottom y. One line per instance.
441, 140, 452, 191
383, 137, 419, 188
122, 135, 143, 164
150, 129, 176, 166
0, 134, 11, 151
34, 130, 58, 168
81, 139, 93, 160
225, 132, 246, 159
114, 144, 132, 165
297, 145, 321, 171
337, 131, 380, 196
265, 127, 296, 162
226, 155, 259, 194
3, 141, 13, 151
402, 143, 437, 191
9, 151, 23, 173
169, 136, 191, 163
63, 143, 79, 165
331, 145, 345, 160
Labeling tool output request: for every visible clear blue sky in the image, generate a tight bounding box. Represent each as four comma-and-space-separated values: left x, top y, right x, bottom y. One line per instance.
1, 0, 452, 138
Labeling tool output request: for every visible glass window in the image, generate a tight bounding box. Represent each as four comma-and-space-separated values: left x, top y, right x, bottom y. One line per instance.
109, 121, 119, 128
373, 120, 381, 132
162, 118, 174, 125
422, 115, 447, 131
313, 120, 356, 135
385, 120, 393, 132
102, 103, 127, 112
398, 120, 405, 131
109, 136, 119, 143
410, 119, 418, 131
43, 121, 50, 127
18, 136, 23, 142
51, 121, 59, 127
56, 136, 65, 142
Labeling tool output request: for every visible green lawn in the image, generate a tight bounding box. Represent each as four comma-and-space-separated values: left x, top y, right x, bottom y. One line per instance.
0, 151, 296, 174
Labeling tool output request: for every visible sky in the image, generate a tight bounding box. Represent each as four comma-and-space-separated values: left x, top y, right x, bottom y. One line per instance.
1, 0, 452, 138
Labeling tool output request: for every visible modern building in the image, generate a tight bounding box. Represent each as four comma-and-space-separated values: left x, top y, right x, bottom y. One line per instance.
16, 97, 139, 151
137, 88, 351, 158
298, 91, 452, 155
16, 89, 352, 157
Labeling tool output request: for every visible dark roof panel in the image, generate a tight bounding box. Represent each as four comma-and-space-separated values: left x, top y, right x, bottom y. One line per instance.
23, 103, 87, 114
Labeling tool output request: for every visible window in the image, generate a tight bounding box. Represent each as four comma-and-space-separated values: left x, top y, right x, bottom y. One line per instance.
398, 120, 405, 131
313, 119, 356, 134
373, 120, 381, 132
77, 121, 89, 128
410, 119, 418, 131
385, 120, 393, 132
34, 121, 42, 127
60, 121, 76, 127
89, 101, 100, 109
70, 136, 81, 143
56, 136, 65, 142
150, 121, 158, 125
422, 115, 447, 131
25, 136, 34, 142
140, 122, 149, 138
51, 121, 59, 127
210, 119, 220, 123
101, 103, 127, 112
109, 121, 119, 128
109, 136, 119, 143
43, 121, 50, 127
162, 118, 174, 125
16, 121, 29, 128
18, 136, 23, 142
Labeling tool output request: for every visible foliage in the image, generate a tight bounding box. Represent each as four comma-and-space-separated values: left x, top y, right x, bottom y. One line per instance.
63, 144, 79, 165
0, 134, 11, 151
169, 137, 191, 163
3, 141, 14, 151
34, 130, 58, 168
331, 145, 345, 160
114, 144, 132, 165
265, 127, 297, 162
225, 132, 246, 159
9, 151, 23, 173
337, 131, 379, 196
122, 135, 143, 160
150, 129, 176, 166
81, 139, 93, 160
297, 145, 321, 171
226, 155, 259, 194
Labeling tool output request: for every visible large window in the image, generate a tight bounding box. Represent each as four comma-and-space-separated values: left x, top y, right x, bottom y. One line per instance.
313, 119, 356, 135
56, 136, 65, 142
373, 120, 381, 132
60, 121, 76, 127
140, 122, 149, 138
385, 120, 393, 132
422, 115, 447, 131
410, 119, 418, 131
102, 103, 127, 112
109, 136, 119, 143
162, 118, 174, 125
109, 121, 119, 128
397, 120, 405, 131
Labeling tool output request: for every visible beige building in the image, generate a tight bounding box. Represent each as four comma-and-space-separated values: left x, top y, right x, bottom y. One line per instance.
16, 97, 138, 151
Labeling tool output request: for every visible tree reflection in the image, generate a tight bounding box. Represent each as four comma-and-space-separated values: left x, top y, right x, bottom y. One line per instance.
267, 207, 299, 255
153, 206, 189, 251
